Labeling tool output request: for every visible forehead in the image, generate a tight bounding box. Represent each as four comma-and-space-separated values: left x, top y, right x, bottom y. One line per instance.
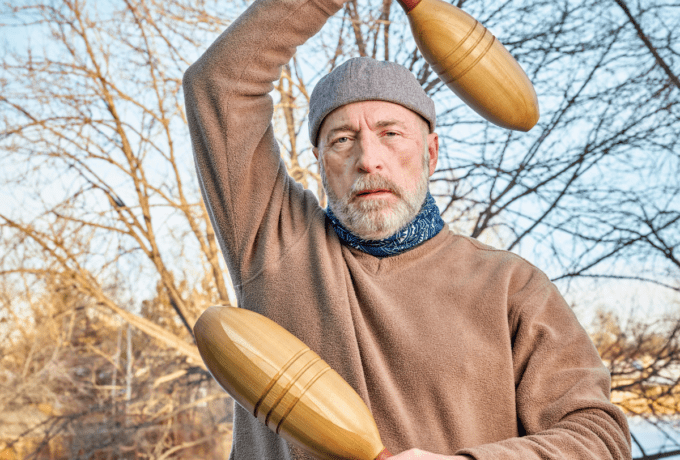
318, 100, 423, 138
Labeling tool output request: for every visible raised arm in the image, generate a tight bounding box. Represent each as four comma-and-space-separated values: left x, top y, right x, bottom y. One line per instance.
182, 0, 344, 285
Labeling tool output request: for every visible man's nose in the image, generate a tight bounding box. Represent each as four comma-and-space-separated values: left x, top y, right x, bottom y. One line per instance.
356, 134, 384, 174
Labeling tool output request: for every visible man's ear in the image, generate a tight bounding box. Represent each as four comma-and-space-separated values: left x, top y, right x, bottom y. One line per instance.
427, 132, 439, 177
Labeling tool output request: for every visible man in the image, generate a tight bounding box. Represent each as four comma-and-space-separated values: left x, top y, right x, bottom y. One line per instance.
183, 0, 632, 457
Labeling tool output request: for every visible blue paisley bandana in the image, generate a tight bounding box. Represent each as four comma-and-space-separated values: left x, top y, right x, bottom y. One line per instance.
326, 192, 445, 258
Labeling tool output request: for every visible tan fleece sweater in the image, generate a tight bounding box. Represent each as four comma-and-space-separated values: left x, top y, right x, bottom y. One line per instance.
182, 0, 632, 458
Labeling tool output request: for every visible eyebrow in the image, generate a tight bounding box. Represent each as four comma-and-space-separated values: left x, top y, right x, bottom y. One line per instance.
324, 119, 406, 140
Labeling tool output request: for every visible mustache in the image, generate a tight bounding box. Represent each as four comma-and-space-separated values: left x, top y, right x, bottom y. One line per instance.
350, 174, 403, 200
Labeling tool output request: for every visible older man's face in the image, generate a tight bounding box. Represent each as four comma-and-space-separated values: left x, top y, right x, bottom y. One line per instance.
313, 101, 438, 240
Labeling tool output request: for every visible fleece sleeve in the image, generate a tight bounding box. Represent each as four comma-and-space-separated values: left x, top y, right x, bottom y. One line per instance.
182, 0, 344, 287
456, 266, 632, 460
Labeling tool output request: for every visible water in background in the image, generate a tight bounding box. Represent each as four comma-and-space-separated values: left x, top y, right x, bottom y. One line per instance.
630, 417, 680, 459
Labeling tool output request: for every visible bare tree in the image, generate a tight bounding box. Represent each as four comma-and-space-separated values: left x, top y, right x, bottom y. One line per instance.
593, 308, 680, 459
0, 0, 237, 350
0, 274, 232, 459
1, 0, 241, 456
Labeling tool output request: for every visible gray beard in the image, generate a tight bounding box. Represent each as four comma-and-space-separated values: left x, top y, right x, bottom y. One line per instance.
321, 156, 430, 241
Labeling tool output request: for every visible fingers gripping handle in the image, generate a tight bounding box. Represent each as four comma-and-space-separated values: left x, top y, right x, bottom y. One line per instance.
376, 447, 393, 459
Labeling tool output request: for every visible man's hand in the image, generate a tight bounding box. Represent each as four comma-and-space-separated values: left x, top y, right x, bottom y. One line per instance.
389, 449, 471, 459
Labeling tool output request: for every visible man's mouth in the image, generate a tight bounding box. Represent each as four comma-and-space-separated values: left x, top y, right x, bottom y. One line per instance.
355, 188, 392, 197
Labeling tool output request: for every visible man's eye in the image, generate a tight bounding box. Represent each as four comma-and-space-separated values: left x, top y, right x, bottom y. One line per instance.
384, 131, 399, 137
334, 137, 350, 144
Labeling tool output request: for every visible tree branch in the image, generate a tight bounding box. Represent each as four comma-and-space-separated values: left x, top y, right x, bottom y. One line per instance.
612, 0, 680, 91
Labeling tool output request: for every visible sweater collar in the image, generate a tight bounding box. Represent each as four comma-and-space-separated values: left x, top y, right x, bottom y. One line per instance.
326, 192, 445, 258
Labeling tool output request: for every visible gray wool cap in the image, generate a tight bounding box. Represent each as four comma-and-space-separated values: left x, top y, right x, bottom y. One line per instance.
308, 57, 436, 147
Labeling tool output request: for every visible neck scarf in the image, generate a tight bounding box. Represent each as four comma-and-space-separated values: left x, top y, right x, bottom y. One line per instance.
326, 192, 445, 258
